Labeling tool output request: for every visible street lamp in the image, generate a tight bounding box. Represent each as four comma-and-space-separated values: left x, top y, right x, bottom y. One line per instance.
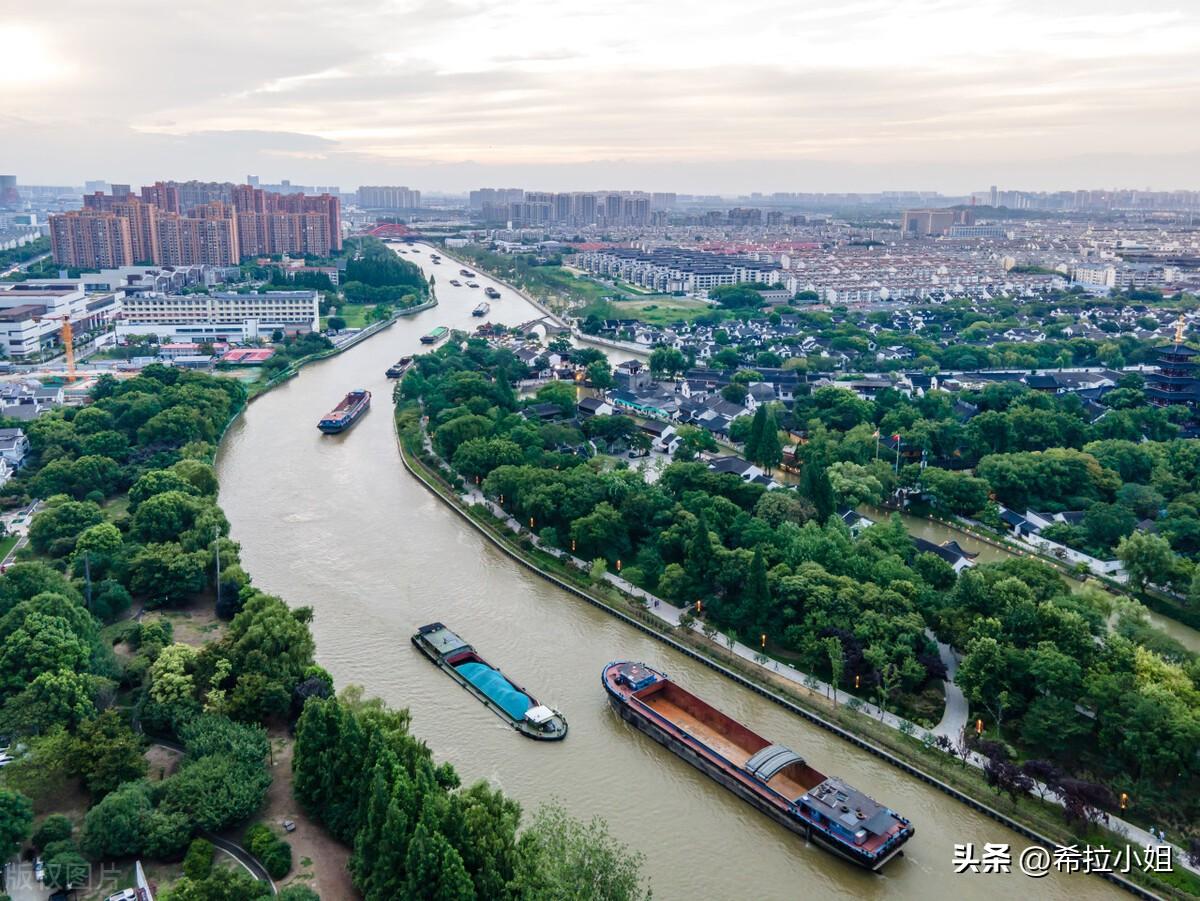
975, 718, 984, 736
695, 600, 702, 615
615, 559, 622, 572
1120, 792, 1129, 811
855, 674, 861, 689
760, 633, 766, 648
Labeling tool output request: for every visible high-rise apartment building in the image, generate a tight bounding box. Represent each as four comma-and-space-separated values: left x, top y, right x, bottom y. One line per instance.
357, 186, 421, 209
49, 211, 135, 268
52, 182, 342, 266
900, 208, 973, 237
0, 176, 18, 209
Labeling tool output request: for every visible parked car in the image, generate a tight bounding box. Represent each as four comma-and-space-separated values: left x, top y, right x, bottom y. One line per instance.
282, 819, 296, 833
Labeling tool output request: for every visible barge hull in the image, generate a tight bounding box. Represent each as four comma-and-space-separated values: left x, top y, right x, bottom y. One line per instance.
412, 633, 567, 741
606, 693, 895, 871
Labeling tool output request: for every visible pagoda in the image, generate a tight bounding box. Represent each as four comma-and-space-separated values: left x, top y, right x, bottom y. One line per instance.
1146, 315, 1200, 408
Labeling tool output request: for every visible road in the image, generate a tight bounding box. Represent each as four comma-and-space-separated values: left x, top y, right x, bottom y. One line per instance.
1, 501, 41, 567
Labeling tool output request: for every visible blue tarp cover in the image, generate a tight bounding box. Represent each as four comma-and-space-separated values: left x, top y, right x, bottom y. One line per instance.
456, 662, 532, 720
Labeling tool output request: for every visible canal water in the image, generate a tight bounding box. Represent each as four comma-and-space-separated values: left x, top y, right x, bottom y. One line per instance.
216, 244, 1121, 900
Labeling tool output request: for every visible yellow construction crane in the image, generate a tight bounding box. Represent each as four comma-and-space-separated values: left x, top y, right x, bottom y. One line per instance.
35, 314, 77, 381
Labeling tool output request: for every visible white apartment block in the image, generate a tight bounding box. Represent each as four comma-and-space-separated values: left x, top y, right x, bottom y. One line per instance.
0, 282, 123, 358
115, 290, 319, 342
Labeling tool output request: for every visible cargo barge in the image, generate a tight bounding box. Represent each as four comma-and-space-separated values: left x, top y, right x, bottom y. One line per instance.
602, 661, 913, 871
420, 326, 449, 345
413, 623, 567, 740
318, 389, 371, 433
385, 356, 414, 378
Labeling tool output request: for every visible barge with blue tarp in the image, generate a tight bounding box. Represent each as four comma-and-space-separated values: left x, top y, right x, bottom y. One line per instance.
413, 623, 567, 740
602, 661, 912, 871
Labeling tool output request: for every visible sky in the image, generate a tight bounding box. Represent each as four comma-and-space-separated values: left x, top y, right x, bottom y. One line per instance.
4, 0, 1200, 194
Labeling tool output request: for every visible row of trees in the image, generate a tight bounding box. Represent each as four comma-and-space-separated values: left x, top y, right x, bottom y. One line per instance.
294, 692, 649, 901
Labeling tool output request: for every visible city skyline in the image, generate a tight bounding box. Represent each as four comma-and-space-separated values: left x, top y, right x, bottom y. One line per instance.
5, 0, 1200, 193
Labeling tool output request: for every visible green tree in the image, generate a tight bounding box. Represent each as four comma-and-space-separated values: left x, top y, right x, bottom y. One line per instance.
512, 801, 649, 901
128, 543, 209, 607
799, 461, 837, 522
183, 837, 215, 881
0, 667, 97, 733
73, 709, 148, 797
28, 500, 103, 556
648, 347, 686, 377
403, 822, 476, 901
823, 637, 844, 705
1116, 531, 1176, 593
827, 461, 884, 507
32, 814, 73, 850
81, 781, 153, 858
0, 789, 33, 859
586, 361, 613, 390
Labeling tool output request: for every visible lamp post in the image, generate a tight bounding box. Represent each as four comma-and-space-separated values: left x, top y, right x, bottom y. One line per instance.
975, 718, 984, 736
760, 633, 766, 649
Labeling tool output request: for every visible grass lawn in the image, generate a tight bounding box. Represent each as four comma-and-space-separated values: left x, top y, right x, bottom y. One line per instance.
321, 303, 372, 329
609, 297, 717, 325
102, 494, 130, 522
0, 533, 18, 560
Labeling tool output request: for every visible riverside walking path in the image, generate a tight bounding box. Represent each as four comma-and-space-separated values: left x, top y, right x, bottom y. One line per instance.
439, 444, 1195, 877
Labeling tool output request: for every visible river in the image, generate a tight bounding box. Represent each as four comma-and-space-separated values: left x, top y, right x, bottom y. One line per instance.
216, 243, 1121, 900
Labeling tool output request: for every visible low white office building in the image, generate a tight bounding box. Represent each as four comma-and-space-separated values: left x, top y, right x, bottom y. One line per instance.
115, 290, 320, 342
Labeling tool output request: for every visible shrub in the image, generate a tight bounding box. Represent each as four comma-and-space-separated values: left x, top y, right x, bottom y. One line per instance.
183, 837, 214, 880
32, 814, 73, 849
246, 823, 292, 879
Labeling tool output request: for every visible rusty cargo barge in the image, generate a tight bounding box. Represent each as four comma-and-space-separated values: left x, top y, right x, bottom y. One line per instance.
602, 661, 913, 871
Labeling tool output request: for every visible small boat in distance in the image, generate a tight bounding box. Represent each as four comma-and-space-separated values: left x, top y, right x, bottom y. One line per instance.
449, 279, 462, 286
467, 282, 480, 289
472, 302, 490, 317
318, 389, 371, 434
602, 661, 913, 871
413, 623, 567, 740
386, 355, 414, 378
459, 268, 476, 277
420, 326, 450, 345
484, 286, 501, 299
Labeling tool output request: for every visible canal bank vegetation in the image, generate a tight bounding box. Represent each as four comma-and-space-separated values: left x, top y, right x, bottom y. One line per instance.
449, 244, 628, 312
397, 338, 1200, 893
0, 365, 649, 901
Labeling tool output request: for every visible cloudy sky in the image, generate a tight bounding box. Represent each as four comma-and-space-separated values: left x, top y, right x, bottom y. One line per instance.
4, 0, 1199, 193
